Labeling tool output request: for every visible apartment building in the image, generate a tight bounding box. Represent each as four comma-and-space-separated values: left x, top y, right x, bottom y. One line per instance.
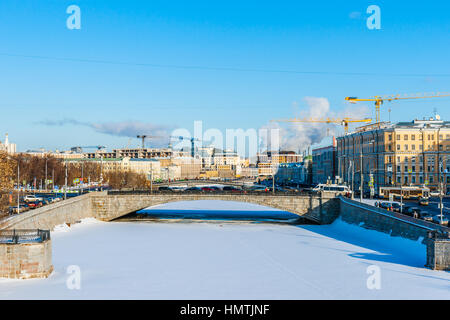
312, 138, 337, 185
337, 116, 450, 193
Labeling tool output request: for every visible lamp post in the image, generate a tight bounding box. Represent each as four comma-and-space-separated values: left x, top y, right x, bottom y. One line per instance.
16, 160, 20, 214
45, 158, 48, 191
64, 162, 68, 200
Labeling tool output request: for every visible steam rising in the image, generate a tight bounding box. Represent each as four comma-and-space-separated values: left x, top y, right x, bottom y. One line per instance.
261, 97, 370, 152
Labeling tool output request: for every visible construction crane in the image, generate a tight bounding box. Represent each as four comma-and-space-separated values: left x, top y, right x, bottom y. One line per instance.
136, 135, 164, 149
271, 117, 372, 134
70, 145, 106, 153
170, 136, 206, 158
345, 92, 450, 123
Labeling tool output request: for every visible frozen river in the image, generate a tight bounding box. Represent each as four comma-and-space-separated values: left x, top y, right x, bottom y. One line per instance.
1, 201, 449, 299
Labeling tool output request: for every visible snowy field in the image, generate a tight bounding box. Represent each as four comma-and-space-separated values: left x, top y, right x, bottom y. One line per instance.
0, 201, 449, 300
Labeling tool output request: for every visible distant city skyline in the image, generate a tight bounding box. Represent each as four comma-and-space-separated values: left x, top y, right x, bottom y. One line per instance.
1, 1, 449, 152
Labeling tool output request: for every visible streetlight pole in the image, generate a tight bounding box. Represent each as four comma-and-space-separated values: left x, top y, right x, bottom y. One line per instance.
17, 161, 20, 214
64, 162, 68, 200
360, 151, 363, 203
45, 158, 48, 191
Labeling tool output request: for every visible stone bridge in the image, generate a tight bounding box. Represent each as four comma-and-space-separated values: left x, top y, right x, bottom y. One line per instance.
0, 191, 340, 230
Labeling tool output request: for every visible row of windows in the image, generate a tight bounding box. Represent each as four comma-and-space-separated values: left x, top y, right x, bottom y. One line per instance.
389, 134, 450, 141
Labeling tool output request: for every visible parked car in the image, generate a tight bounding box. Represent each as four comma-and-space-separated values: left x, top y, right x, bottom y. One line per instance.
378, 202, 393, 211
420, 211, 434, 222
403, 206, 421, 218
23, 195, 43, 202
248, 186, 268, 192
418, 197, 429, 206
8, 204, 29, 215
184, 187, 202, 192
201, 187, 216, 192
27, 201, 43, 209
431, 214, 449, 226
158, 186, 173, 192
222, 186, 243, 193
391, 203, 404, 213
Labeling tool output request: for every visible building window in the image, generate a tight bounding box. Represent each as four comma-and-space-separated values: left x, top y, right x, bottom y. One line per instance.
397, 145, 400, 151
419, 145, 423, 150
397, 135, 401, 140
405, 145, 408, 151
411, 135, 416, 141
412, 176, 416, 184
404, 135, 409, 140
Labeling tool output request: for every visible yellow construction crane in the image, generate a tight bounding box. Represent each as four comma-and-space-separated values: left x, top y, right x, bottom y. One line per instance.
345, 92, 450, 123
271, 117, 372, 134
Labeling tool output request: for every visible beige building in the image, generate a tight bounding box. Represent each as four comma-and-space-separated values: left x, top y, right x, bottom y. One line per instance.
171, 157, 202, 180
66, 157, 161, 181
337, 116, 450, 193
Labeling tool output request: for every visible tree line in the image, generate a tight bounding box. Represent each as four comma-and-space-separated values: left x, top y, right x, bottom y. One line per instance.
0, 151, 150, 215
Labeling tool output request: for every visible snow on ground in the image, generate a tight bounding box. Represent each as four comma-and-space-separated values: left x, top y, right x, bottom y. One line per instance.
0, 202, 449, 300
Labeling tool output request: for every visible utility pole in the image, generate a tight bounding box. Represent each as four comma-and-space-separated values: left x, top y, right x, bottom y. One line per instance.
64, 163, 68, 200
272, 173, 275, 195
45, 159, 48, 191
17, 161, 20, 214
360, 152, 363, 203
150, 170, 153, 194
351, 160, 354, 200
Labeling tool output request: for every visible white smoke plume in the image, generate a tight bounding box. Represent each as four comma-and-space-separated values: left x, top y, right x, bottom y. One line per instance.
260, 97, 370, 152
37, 118, 174, 147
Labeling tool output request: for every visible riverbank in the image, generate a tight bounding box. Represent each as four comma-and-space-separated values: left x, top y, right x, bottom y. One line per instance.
1, 213, 449, 299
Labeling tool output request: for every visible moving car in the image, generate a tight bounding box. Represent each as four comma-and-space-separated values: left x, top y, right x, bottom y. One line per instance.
418, 197, 429, 206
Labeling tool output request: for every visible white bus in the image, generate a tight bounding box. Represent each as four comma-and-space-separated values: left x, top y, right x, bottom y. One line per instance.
379, 186, 430, 200
312, 184, 352, 195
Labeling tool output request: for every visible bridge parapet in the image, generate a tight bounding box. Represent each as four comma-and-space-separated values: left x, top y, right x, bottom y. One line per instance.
92, 192, 340, 224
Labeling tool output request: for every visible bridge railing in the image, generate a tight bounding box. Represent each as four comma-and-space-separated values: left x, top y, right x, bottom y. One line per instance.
107, 189, 319, 197
0, 229, 51, 244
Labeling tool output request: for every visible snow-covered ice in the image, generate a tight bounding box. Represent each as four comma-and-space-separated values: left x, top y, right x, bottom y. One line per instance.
0, 201, 449, 299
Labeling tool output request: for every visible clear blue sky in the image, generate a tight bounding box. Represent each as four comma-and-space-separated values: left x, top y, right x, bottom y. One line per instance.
0, 0, 449, 152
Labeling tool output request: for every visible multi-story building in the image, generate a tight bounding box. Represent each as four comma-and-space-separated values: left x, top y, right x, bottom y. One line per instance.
85, 148, 173, 159
256, 151, 303, 164
337, 116, 450, 193
275, 162, 312, 186
0, 134, 16, 154
312, 138, 337, 185
65, 157, 162, 181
